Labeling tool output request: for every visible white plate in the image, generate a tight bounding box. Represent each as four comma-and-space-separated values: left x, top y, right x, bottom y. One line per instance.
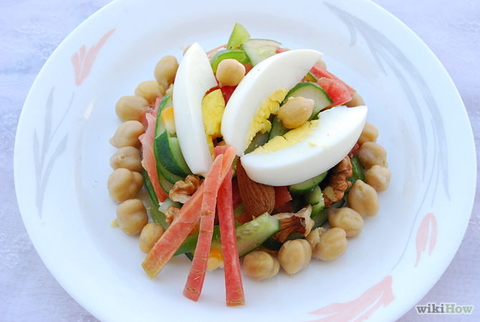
14, 0, 476, 321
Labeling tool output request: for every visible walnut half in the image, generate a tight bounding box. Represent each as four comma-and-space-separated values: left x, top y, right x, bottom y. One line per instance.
165, 205, 181, 225
169, 175, 202, 203
323, 156, 353, 208
271, 206, 314, 243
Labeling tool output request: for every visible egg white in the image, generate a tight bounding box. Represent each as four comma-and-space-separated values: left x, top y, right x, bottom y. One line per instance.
173, 43, 217, 176
240, 105, 368, 186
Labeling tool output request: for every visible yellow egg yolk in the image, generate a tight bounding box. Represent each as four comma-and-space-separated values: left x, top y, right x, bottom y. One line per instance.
202, 89, 225, 153
245, 89, 288, 148
251, 119, 319, 153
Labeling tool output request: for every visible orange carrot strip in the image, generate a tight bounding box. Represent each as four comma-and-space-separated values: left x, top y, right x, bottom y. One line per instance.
214, 145, 244, 305
142, 146, 237, 278
183, 155, 224, 301
142, 184, 205, 278
218, 166, 245, 306
139, 112, 168, 202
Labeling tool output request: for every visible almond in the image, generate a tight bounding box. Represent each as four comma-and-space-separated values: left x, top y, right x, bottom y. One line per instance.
236, 160, 275, 217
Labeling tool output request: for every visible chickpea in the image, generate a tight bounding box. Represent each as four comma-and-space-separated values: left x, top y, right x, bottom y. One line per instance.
345, 92, 365, 107
358, 122, 378, 145
312, 227, 348, 261
216, 59, 246, 86
357, 142, 387, 169
365, 165, 391, 192
110, 146, 142, 172
139, 222, 165, 253
110, 120, 145, 148
134, 81, 165, 104
107, 168, 143, 202
277, 96, 314, 129
154, 55, 179, 87
116, 199, 148, 235
328, 207, 364, 238
243, 251, 280, 281
278, 239, 312, 275
347, 180, 379, 217
115, 96, 150, 122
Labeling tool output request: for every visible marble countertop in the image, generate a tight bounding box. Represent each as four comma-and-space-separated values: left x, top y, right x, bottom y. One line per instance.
1, 0, 478, 321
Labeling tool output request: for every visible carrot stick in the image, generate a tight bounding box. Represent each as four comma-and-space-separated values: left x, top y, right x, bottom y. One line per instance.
142, 184, 205, 278
140, 112, 168, 202
183, 155, 224, 301
218, 166, 245, 306
142, 146, 237, 278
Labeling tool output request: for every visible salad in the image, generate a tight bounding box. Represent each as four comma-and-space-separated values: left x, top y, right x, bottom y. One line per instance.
107, 23, 391, 306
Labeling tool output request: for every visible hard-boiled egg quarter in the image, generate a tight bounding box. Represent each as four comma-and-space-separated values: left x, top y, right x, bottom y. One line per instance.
241, 105, 368, 186
173, 43, 217, 176
221, 49, 324, 155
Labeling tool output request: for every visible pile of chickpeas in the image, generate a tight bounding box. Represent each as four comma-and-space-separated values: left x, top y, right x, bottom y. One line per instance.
107, 55, 179, 252
242, 118, 392, 281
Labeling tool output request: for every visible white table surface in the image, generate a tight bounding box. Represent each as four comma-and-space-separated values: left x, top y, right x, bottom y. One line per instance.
1, 0, 478, 321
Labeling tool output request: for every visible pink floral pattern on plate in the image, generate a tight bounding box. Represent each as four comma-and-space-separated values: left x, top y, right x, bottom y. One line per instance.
309, 275, 395, 322
71, 28, 115, 86
34, 29, 116, 219
415, 213, 438, 266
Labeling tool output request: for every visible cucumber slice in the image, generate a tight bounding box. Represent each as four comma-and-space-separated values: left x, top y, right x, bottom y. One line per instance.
154, 94, 173, 135
153, 94, 183, 186
305, 186, 322, 205
174, 212, 279, 256
244, 132, 269, 154
289, 171, 328, 194
211, 49, 250, 72
304, 186, 325, 217
155, 131, 191, 177
153, 93, 186, 184
311, 201, 325, 218
235, 213, 279, 256
312, 208, 328, 228
347, 155, 366, 186
155, 156, 182, 186
309, 187, 326, 217
227, 23, 250, 50
268, 116, 288, 140
242, 39, 281, 66
142, 170, 168, 228
283, 82, 333, 119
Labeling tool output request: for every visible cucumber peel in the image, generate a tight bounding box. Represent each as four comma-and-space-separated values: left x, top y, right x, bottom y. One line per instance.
155, 131, 191, 177
211, 49, 250, 72
348, 155, 366, 185
142, 170, 168, 229
174, 213, 279, 256
227, 23, 251, 50
289, 171, 328, 194
268, 116, 288, 140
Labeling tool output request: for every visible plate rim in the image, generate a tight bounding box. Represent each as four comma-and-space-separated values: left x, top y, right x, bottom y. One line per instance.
14, 0, 477, 321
